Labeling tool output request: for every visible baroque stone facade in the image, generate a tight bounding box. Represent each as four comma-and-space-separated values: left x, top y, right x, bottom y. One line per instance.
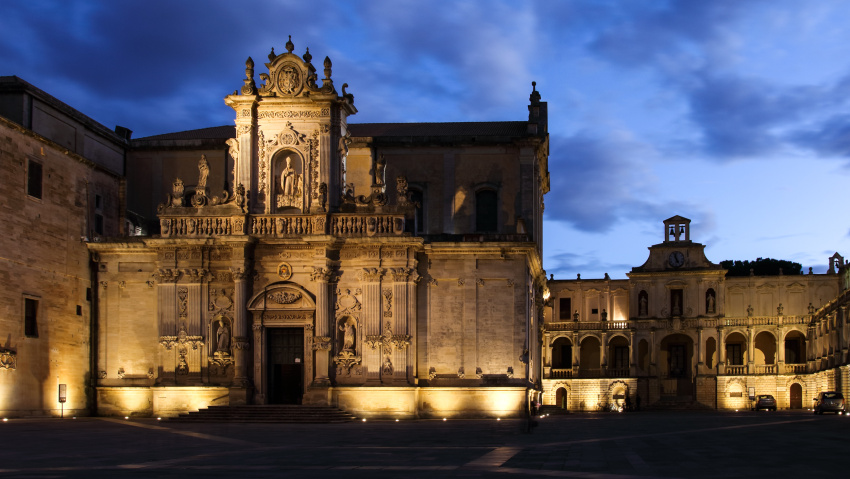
87, 40, 550, 418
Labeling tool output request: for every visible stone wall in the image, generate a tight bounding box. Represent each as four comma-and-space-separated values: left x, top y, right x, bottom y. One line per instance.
0, 117, 121, 417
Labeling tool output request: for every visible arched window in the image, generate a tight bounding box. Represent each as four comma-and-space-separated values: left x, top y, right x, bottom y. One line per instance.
475, 189, 498, 232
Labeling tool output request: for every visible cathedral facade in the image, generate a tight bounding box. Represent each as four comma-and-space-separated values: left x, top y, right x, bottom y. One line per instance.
86, 40, 550, 418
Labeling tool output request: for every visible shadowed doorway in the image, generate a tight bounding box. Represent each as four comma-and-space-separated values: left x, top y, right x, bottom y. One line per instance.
267, 328, 304, 404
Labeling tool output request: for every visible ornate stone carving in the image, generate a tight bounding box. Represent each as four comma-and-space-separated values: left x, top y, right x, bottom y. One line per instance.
233, 337, 250, 350
336, 289, 361, 316
313, 336, 332, 351
457, 367, 465, 379
334, 350, 361, 373
476, 367, 483, 379
155, 269, 181, 283
429, 367, 437, 380
391, 334, 411, 349
117, 368, 125, 379
506, 367, 514, 379
476, 278, 484, 287
268, 291, 302, 304
365, 335, 382, 350
99, 370, 107, 379
458, 279, 465, 287
382, 288, 393, 318
0, 348, 16, 369
390, 267, 413, 283
230, 267, 249, 281
241, 57, 256, 95
310, 267, 332, 282
359, 268, 385, 283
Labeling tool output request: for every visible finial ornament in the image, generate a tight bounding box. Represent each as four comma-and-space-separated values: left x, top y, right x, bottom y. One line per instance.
268, 47, 276, 61
303, 47, 312, 63
286, 35, 294, 53
324, 56, 332, 79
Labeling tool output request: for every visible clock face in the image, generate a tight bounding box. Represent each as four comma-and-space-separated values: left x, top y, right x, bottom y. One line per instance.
669, 251, 685, 268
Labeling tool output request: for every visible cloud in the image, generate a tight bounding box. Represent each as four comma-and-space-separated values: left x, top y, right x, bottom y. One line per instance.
544, 130, 704, 232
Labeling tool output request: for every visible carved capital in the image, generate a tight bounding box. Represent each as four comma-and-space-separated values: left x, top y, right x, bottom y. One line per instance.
180, 268, 209, 283
155, 269, 181, 283
233, 337, 251, 350
358, 267, 385, 283
365, 335, 382, 350
231, 267, 250, 281
312, 336, 332, 351
391, 334, 411, 349
389, 267, 414, 283
310, 267, 332, 282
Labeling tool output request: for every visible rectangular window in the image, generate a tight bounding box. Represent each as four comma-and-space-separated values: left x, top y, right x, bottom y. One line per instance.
727, 344, 743, 365
24, 297, 39, 338
94, 194, 104, 235
591, 308, 599, 315
559, 298, 571, 320
27, 160, 43, 199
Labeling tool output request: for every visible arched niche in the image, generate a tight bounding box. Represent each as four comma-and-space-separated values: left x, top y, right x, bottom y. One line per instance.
273, 149, 307, 214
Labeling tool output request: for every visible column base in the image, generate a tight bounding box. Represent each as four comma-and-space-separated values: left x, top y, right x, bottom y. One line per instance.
229, 386, 252, 406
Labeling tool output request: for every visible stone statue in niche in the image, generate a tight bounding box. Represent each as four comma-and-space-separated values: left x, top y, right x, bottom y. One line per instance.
706, 290, 716, 314
277, 156, 303, 209
215, 318, 231, 355
338, 317, 356, 352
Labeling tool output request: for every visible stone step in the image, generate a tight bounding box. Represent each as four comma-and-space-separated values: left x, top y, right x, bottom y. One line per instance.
169, 405, 357, 423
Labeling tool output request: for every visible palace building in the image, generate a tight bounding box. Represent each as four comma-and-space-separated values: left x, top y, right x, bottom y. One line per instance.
2, 41, 848, 419
541, 216, 850, 411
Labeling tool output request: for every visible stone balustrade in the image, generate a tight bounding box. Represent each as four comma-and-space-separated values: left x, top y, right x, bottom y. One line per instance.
544, 315, 811, 333
159, 213, 406, 238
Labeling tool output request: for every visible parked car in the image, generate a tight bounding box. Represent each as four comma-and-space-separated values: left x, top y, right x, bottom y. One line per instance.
755, 394, 776, 411
813, 392, 845, 415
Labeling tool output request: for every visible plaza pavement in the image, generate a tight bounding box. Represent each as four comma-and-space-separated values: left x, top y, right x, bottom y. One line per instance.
0, 409, 847, 478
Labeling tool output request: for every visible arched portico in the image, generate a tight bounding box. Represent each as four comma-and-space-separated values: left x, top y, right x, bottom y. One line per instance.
247, 282, 316, 404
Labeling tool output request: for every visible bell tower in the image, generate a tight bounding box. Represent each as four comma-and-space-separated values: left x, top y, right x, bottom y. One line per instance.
664, 215, 690, 243
224, 36, 357, 214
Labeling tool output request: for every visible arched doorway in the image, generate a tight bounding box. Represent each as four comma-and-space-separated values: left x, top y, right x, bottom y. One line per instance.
790, 383, 803, 409
247, 283, 316, 405
555, 387, 568, 409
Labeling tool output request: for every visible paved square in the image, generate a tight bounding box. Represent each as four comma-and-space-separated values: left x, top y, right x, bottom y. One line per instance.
1, 410, 847, 478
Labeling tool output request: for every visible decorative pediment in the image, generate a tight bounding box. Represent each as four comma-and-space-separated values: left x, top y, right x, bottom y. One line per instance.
756, 283, 778, 291
255, 36, 335, 98
247, 283, 315, 311
786, 282, 807, 292
665, 280, 688, 288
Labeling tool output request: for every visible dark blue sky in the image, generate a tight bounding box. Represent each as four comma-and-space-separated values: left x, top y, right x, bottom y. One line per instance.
2, 0, 848, 277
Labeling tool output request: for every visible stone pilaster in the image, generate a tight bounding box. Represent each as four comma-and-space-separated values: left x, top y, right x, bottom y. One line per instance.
360, 267, 384, 382
231, 267, 252, 400
390, 267, 415, 384
310, 267, 332, 385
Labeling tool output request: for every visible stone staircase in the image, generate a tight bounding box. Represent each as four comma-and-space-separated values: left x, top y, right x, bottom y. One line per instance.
169, 405, 356, 423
